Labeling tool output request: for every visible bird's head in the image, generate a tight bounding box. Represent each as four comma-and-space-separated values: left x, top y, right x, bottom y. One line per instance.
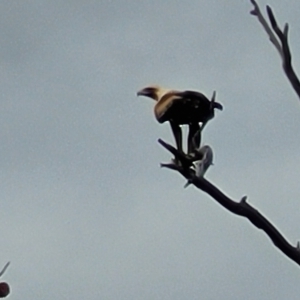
137, 85, 171, 101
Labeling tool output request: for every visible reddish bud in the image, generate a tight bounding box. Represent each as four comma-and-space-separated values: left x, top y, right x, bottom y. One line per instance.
0, 282, 9, 298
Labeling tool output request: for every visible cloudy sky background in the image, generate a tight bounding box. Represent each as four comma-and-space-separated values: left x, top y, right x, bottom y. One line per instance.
0, 0, 300, 299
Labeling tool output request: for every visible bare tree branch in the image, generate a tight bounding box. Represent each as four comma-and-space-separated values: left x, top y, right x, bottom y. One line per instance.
159, 139, 300, 267
250, 0, 300, 99
249, 0, 283, 58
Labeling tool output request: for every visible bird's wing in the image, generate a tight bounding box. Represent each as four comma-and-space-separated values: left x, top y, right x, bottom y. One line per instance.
154, 93, 182, 122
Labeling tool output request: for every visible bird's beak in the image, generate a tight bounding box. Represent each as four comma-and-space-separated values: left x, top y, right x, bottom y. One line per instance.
137, 88, 148, 97
137, 87, 155, 98
137, 89, 144, 96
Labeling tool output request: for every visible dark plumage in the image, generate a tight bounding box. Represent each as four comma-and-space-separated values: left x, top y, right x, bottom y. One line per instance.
137, 85, 222, 154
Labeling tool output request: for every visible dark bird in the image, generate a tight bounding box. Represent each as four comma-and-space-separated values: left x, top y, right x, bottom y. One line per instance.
137, 85, 223, 154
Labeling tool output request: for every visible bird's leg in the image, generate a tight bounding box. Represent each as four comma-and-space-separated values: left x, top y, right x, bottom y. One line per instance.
169, 121, 183, 154
188, 123, 201, 154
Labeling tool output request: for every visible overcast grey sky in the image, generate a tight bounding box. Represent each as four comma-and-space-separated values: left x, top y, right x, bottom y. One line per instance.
1, 0, 300, 299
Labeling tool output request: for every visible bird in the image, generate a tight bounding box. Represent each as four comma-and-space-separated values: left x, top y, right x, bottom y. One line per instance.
184, 145, 213, 188
137, 85, 222, 154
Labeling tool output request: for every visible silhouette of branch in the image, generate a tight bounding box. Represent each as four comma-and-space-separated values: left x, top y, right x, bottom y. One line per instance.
250, 0, 300, 99
159, 139, 300, 266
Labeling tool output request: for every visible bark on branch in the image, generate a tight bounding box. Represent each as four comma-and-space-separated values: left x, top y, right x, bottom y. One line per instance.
250, 0, 300, 99
158, 139, 300, 266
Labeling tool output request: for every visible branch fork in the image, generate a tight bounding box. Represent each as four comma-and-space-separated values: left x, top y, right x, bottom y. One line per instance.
159, 136, 300, 266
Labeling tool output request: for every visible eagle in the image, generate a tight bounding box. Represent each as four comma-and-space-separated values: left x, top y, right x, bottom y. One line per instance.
137, 85, 223, 154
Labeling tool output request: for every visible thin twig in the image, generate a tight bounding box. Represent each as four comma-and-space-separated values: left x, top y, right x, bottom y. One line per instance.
0, 262, 10, 277
250, 0, 283, 58
250, 0, 300, 99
